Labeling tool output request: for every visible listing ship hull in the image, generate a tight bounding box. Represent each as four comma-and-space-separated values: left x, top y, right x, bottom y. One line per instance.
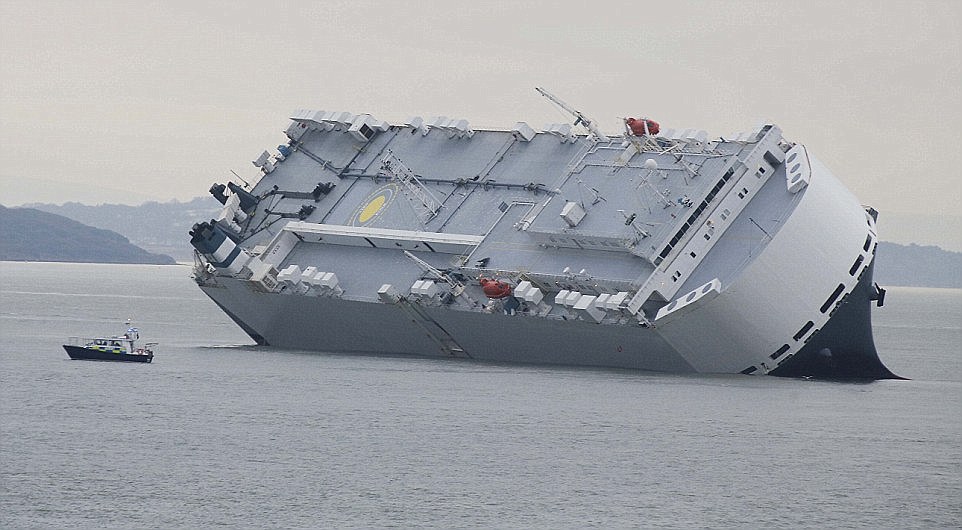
198, 258, 891, 379
770, 259, 897, 379
189, 95, 898, 379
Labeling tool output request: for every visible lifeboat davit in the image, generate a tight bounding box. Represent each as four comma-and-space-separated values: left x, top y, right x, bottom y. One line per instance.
479, 278, 513, 299
626, 117, 660, 136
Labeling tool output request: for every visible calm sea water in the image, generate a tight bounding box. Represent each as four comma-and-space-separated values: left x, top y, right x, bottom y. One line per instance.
1, 262, 959, 528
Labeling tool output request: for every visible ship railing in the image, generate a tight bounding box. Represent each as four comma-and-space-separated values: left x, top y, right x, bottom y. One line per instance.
548, 140, 596, 191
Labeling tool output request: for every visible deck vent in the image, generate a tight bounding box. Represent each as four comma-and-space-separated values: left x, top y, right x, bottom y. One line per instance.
349, 120, 375, 141
514, 281, 545, 305
285, 120, 309, 140
446, 118, 474, 138
573, 295, 605, 323
277, 265, 306, 293
512, 122, 537, 142
324, 111, 356, 128
348, 114, 389, 142
405, 116, 429, 135
410, 279, 440, 299
422, 116, 473, 138
425, 116, 448, 131
378, 284, 401, 304
544, 123, 575, 143
560, 201, 586, 227
252, 150, 275, 174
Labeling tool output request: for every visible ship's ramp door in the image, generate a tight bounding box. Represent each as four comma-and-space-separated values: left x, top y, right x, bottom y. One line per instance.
397, 299, 470, 358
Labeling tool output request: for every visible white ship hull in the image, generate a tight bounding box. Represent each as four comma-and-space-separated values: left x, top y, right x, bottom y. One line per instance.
200, 259, 886, 378
190, 97, 896, 379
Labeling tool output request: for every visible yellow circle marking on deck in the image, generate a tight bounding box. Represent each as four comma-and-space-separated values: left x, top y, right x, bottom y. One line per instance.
359, 195, 387, 223
351, 185, 397, 226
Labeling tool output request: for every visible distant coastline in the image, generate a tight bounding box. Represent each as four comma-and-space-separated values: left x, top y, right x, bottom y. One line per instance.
0, 205, 175, 265
873, 242, 961, 290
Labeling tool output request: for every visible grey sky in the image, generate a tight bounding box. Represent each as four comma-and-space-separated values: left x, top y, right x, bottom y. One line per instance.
1, 1, 959, 250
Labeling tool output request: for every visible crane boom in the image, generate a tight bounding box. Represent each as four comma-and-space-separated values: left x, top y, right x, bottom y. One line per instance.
535, 87, 605, 140
403, 250, 476, 303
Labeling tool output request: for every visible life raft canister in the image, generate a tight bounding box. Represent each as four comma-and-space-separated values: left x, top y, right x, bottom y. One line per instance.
479, 278, 513, 299
626, 117, 660, 136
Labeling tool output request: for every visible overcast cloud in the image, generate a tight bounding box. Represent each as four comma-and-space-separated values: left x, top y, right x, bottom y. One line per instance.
1, 1, 959, 250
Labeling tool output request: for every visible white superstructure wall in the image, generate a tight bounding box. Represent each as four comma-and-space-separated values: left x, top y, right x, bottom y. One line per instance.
655, 148, 877, 373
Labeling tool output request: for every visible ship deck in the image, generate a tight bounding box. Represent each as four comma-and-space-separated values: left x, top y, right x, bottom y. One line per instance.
221, 114, 805, 312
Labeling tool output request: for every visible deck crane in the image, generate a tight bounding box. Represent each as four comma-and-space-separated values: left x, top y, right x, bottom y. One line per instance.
535, 87, 606, 141
403, 250, 478, 305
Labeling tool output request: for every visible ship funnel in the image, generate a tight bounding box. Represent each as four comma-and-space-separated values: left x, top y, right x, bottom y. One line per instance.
189, 220, 251, 275
209, 183, 228, 205
227, 182, 259, 214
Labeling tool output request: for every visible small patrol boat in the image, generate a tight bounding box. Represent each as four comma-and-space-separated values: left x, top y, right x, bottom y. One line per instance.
63, 322, 156, 363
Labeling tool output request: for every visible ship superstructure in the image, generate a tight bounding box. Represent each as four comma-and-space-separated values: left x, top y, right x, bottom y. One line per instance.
190, 90, 896, 379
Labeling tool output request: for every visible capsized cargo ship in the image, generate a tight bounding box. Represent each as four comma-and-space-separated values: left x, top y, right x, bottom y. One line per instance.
190, 88, 897, 379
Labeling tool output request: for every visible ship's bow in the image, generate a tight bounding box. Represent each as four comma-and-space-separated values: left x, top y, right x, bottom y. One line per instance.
770, 259, 900, 379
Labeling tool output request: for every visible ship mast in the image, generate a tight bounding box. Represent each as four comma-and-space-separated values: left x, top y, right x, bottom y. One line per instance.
535, 87, 605, 140
380, 149, 444, 228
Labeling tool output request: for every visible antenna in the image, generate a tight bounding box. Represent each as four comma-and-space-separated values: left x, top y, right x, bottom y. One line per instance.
635, 168, 673, 209
616, 209, 651, 239
535, 87, 605, 140
576, 177, 605, 205
230, 169, 251, 189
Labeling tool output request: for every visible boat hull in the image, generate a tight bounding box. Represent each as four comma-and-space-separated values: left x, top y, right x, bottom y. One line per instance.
198, 258, 893, 379
189, 111, 898, 379
200, 280, 695, 372
63, 345, 153, 363
770, 259, 897, 379
195, 156, 897, 379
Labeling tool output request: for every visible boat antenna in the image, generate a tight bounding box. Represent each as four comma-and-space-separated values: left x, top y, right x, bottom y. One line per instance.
230, 169, 251, 189
535, 87, 605, 140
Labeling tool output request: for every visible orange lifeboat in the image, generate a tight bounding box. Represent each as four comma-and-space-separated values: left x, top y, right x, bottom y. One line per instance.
479, 278, 513, 299
626, 117, 660, 136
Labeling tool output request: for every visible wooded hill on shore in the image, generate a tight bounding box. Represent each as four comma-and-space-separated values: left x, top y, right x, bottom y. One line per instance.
0, 205, 175, 264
